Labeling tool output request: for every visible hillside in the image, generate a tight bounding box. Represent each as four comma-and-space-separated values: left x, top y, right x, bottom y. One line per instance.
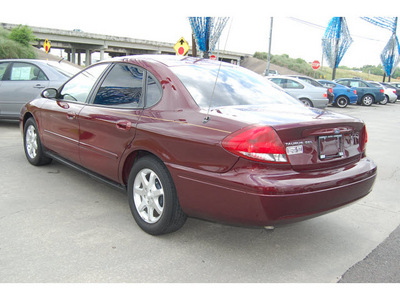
241, 56, 301, 75
242, 55, 400, 83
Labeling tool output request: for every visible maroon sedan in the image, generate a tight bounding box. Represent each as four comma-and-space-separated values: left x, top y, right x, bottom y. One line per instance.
20, 55, 377, 235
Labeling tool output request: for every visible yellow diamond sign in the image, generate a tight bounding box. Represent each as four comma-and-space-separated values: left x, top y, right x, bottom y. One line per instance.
43, 39, 51, 54
173, 37, 190, 56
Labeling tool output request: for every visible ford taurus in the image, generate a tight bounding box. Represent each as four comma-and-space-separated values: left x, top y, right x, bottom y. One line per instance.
20, 55, 377, 235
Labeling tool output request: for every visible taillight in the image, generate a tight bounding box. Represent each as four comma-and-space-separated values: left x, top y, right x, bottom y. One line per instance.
380, 89, 384, 93
360, 125, 368, 153
393, 90, 397, 95
323, 93, 328, 98
222, 125, 288, 163
353, 90, 357, 95
328, 88, 333, 94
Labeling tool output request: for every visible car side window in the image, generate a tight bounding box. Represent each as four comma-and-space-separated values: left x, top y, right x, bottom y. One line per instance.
8, 62, 47, 81
286, 79, 303, 89
145, 72, 162, 107
93, 63, 144, 108
349, 81, 360, 88
0, 62, 9, 80
60, 63, 108, 103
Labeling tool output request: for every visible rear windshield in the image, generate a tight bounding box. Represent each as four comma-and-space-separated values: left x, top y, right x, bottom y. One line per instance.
170, 63, 302, 109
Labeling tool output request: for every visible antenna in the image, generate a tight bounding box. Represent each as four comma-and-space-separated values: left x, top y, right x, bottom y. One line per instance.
203, 18, 233, 124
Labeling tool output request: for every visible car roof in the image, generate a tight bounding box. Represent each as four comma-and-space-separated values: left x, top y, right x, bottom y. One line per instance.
0, 59, 53, 64
268, 75, 315, 86
110, 54, 237, 69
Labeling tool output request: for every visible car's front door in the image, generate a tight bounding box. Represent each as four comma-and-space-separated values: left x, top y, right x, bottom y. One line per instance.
40, 63, 109, 163
78, 63, 147, 182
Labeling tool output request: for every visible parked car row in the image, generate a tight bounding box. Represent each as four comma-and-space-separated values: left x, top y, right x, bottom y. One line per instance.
266, 74, 398, 109
267, 75, 332, 108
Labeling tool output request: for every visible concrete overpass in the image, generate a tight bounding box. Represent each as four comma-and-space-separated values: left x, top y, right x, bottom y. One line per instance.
1, 23, 248, 66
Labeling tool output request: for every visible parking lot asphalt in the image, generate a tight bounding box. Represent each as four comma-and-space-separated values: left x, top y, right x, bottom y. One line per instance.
0, 102, 399, 284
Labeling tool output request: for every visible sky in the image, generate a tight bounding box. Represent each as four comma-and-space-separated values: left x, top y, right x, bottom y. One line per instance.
1, 0, 399, 68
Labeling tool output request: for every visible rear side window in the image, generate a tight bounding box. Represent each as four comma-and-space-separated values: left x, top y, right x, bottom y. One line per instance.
286, 79, 303, 89
9, 62, 47, 81
93, 63, 144, 108
145, 73, 162, 107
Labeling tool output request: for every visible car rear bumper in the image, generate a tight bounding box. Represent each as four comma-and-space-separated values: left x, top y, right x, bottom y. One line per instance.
170, 157, 377, 227
312, 98, 329, 109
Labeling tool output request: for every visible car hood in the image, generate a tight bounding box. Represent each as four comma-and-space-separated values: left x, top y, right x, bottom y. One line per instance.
210, 104, 356, 126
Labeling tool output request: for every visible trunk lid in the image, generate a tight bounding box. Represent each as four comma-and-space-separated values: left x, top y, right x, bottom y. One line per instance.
212, 104, 366, 170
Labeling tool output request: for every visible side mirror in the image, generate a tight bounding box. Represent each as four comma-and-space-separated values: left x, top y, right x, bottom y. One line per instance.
41, 88, 58, 99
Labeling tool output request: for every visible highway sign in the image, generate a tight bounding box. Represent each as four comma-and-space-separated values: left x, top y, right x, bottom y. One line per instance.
43, 39, 51, 54
173, 37, 190, 56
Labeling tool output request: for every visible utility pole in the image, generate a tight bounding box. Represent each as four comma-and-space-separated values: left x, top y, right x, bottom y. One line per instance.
332, 17, 342, 80
192, 33, 197, 57
266, 17, 274, 76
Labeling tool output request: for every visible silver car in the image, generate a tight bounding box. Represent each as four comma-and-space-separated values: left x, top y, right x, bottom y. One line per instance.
0, 59, 81, 119
267, 75, 329, 108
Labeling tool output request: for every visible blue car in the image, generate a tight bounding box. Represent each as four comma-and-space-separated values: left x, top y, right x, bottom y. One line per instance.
334, 78, 385, 106
318, 79, 358, 108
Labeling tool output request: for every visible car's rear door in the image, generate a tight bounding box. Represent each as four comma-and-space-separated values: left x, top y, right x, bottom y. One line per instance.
0, 62, 49, 118
78, 63, 157, 182
40, 63, 109, 163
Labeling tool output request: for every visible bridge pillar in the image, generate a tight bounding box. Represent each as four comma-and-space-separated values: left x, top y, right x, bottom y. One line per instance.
85, 49, 92, 66
71, 48, 76, 64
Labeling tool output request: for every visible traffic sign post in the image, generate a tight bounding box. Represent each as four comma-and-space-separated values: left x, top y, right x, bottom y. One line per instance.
173, 37, 190, 56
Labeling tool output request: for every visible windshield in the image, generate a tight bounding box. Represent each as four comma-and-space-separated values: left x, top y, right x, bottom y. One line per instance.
47, 61, 82, 77
170, 63, 302, 109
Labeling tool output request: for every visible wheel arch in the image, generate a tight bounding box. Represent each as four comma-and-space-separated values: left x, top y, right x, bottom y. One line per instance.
298, 97, 313, 107
121, 149, 165, 186
336, 94, 349, 100
362, 93, 375, 100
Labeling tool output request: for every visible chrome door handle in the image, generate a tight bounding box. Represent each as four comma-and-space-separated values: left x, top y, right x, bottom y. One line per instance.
67, 112, 77, 120
116, 120, 132, 130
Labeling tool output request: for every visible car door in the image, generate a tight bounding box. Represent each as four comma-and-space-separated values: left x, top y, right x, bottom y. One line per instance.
78, 63, 153, 182
0, 62, 49, 118
40, 63, 109, 163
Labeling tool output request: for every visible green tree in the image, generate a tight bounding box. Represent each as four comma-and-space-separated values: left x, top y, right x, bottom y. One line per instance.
9, 25, 36, 46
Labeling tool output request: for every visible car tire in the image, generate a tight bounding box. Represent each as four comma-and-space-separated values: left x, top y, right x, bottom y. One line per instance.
379, 95, 388, 105
361, 94, 374, 106
300, 98, 313, 107
127, 155, 187, 235
335, 96, 349, 108
23, 118, 52, 166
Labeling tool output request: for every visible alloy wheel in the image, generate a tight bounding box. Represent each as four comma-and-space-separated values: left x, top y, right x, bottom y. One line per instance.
133, 168, 165, 224
25, 124, 38, 160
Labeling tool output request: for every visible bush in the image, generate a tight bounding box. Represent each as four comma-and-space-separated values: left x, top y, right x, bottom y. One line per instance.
0, 27, 36, 59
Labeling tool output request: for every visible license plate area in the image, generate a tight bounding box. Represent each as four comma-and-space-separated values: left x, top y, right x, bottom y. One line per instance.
318, 134, 344, 160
